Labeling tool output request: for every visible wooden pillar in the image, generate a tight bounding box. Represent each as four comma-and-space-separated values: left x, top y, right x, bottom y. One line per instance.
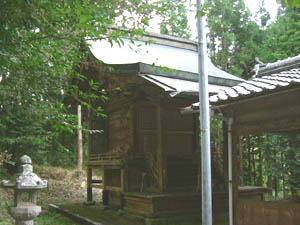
132, 103, 138, 153
87, 105, 93, 202
121, 167, 128, 192
232, 131, 239, 225
157, 105, 166, 192
222, 121, 228, 182
102, 167, 108, 205
196, 116, 201, 192
87, 167, 93, 202
239, 136, 244, 186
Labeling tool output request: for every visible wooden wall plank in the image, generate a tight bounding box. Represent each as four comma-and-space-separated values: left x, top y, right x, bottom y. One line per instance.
222, 121, 228, 183
234, 115, 300, 135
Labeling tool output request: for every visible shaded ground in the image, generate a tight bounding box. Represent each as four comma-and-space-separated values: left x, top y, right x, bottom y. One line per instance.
58, 203, 145, 225
0, 165, 229, 225
57, 203, 229, 225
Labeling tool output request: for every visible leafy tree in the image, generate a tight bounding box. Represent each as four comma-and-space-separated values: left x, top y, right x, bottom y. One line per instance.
239, 133, 300, 198
159, 0, 192, 39
206, 0, 261, 78
255, 0, 271, 28
277, 0, 300, 8
257, 7, 300, 62
205, 0, 300, 199
0, 0, 180, 166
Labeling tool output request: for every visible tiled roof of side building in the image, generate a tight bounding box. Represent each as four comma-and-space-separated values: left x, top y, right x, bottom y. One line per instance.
209, 55, 300, 105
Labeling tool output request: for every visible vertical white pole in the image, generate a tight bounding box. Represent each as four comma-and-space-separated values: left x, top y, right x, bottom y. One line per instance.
77, 104, 83, 171
196, 0, 212, 225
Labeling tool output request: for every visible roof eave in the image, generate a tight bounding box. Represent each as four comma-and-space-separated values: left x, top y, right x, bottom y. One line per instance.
139, 63, 243, 87
210, 82, 300, 109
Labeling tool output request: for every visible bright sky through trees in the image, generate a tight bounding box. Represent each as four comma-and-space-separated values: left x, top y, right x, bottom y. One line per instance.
183, 0, 280, 40
244, 0, 279, 20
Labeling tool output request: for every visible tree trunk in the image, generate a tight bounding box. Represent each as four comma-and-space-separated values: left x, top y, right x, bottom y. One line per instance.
258, 136, 263, 186
252, 137, 256, 185
274, 144, 278, 198
283, 176, 286, 198
274, 176, 278, 198
247, 135, 252, 185
281, 151, 286, 198
291, 168, 296, 197
266, 135, 273, 191
288, 137, 296, 198
77, 105, 83, 171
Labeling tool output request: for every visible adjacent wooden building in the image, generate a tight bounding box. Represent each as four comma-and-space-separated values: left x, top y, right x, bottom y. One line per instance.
83, 33, 245, 222
189, 54, 300, 225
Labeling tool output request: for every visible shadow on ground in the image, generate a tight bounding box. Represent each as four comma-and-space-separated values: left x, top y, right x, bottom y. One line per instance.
53, 202, 229, 225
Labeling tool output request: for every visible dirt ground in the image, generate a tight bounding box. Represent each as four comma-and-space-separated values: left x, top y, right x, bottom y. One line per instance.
0, 165, 102, 223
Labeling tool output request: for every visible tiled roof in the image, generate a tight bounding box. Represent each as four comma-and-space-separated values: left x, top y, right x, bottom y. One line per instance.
209, 55, 300, 105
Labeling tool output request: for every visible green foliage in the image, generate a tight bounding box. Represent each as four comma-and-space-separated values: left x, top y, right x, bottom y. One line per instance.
206, 0, 300, 79
277, 0, 300, 8
203, 1, 300, 199
158, 0, 192, 39
255, 0, 271, 28
256, 7, 300, 62
206, 0, 261, 78
240, 134, 300, 198
0, 0, 174, 167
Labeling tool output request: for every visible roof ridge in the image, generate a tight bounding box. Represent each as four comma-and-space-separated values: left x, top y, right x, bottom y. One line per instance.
256, 54, 300, 77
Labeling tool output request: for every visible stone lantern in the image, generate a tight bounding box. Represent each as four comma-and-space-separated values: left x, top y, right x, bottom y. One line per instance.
1, 155, 47, 225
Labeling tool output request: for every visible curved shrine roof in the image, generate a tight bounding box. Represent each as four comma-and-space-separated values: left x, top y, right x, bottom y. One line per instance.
88, 34, 244, 88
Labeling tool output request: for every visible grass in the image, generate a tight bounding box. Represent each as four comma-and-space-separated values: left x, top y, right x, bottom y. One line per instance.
0, 208, 76, 225
35, 211, 78, 225
59, 202, 229, 225
0, 202, 77, 225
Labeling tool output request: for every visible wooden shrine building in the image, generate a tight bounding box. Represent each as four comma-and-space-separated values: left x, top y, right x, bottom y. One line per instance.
83, 33, 245, 222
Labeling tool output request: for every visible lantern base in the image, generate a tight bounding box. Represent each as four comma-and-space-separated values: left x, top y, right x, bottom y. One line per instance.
10, 203, 41, 225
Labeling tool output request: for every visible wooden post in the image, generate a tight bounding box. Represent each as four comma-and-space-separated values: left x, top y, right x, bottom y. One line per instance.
239, 136, 244, 186
222, 121, 228, 182
87, 167, 93, 202
102, 167, 109, 205
157, 105, 166, 192
87, 105, 93, 202
121, 168, 128, 192
232, 131, 239, 225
